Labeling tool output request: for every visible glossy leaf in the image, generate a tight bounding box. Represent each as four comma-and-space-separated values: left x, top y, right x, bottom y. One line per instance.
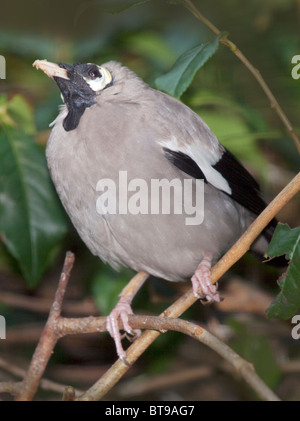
229, 319, 281, 391
266, 223, 300, 320
6, 95, 35, 134
0, 97, 67, 286
75, 0, 150, 21
155, 35, 220, 98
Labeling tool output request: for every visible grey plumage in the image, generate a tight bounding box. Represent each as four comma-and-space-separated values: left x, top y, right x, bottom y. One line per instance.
44, 61, 265, 282
33, 58, 277, 359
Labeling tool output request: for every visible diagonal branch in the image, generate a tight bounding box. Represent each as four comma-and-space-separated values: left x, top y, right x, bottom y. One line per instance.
57, 315, 281, 401
15, 252, 75, 401
183, 0, 300, 155
78, 171, 300, 401
11, 170, 299, 401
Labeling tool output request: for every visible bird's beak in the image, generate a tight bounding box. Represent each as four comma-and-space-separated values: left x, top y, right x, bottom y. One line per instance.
33, 59, 69, 80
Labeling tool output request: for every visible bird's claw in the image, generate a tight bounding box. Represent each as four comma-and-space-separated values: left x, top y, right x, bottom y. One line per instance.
106, 296, 141, 362
191, 254, 221, 303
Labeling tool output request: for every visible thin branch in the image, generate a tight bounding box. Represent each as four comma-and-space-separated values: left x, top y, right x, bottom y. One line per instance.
280, 360, 300, 373
71, 315, 280, 401
35, 312, 282, 400
1, 311, 280, 400
0, 355, 83, 397
15, 252, 75, 401
0, 381, 22, 396
9, 170, 299, 400
79, 171, 300, 400
138, 317, 280, 402
0, 290, 97, 316
183, 0, 300, 155
3, 4, 298, 402
118, 365, 213, 398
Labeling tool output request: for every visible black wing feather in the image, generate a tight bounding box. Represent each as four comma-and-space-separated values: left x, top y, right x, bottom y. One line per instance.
213, 148, 267, 218
163, 146, 277, 240
163, 148, 207, 181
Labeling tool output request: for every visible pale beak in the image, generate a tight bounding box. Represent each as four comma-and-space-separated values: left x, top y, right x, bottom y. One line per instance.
33, 59, 69, 80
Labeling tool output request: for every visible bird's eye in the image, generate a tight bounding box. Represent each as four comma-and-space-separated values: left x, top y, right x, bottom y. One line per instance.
84, 65, 112, 92
89, 67, 101, 79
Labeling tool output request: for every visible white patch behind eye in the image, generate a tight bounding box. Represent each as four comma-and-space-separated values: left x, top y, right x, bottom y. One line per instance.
83, 66, 112, 92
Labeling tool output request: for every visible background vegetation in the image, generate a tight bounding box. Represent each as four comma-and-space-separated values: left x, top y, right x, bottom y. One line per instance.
0, 0, 299, 400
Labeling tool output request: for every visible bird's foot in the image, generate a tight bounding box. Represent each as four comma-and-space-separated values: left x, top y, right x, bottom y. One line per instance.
191, 253, 221, 303
106, 296, 141, 365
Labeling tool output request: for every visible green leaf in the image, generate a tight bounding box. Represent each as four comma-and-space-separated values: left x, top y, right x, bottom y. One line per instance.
0, 31, 58, 58
155, 35, 220, 98
124, 32, 176, 69
0, 123, 67, 287
92, 266, 135, 314
229, 319, 281, 391
7, 95, 36, 134
74, 0, 150, 22
266, 223, 300, 320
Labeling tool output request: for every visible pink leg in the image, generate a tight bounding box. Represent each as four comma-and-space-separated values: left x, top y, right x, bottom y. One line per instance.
106, 271, 149, 364
191, 253, 220, 303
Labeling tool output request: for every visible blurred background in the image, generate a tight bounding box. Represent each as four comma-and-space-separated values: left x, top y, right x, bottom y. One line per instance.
0, 0, 299, 401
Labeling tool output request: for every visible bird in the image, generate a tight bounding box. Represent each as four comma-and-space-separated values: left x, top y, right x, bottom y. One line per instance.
33, 59, 279, 362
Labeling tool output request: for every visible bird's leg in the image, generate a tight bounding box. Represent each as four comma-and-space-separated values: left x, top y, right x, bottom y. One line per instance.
106, 271, 149, 364
191, 252, 220, 303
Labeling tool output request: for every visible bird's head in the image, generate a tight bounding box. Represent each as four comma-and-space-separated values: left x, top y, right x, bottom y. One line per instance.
33, 60, 112, 131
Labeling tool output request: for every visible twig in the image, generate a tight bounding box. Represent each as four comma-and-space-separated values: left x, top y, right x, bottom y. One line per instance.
8, 169, 299, 400
71, 315, 280, 401
62, 386, 76, 401
216, 278, 274, 316
0, 381, 22, 396
15, 252, 75, 401
280, 360, 300, 373
78, 171, 300, 400
117, 365, 213, 398
183, 0, 300, 155
1, 312, 280, 400
0, 356, 83, 397
22, 312, 280, 400
0, 290, 97, 316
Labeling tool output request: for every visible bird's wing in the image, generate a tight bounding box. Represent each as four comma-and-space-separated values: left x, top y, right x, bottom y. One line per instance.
152, 89, 277, 237
159, 136, 269, 222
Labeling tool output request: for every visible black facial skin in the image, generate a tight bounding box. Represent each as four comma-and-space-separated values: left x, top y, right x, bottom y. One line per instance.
54, 63, 100, 131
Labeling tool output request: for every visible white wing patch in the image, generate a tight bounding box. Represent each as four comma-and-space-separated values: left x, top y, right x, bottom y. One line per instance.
159, 136, 232, 195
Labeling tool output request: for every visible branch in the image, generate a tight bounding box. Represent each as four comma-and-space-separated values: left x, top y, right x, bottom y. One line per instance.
79, 171, 300, 400
118, 365, 213, 398
10, 170, 299, 400
0, 356, 82, 397
67, 315, 279, 401
183, 0, 300, 155
15, 252, 75, 401
130, 316, 280, 402
0, 290, 97, 316
39, 313, 281, 401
